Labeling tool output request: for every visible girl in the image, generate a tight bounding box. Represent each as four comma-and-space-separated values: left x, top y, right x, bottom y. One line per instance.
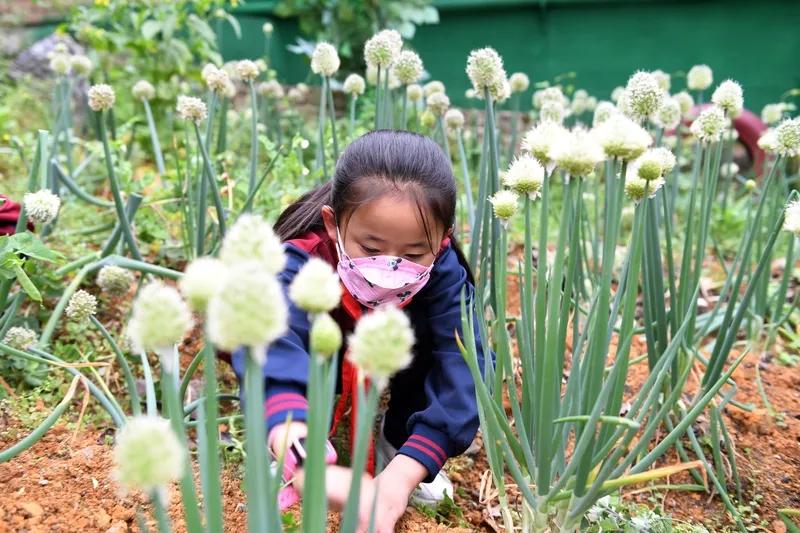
229, 130, 489, 531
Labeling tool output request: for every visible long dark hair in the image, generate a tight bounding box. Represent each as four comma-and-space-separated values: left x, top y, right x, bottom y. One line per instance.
274, 130, 474, 283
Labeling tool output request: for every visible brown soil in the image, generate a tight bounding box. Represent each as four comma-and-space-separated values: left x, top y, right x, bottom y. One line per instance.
0, 418, 473, 532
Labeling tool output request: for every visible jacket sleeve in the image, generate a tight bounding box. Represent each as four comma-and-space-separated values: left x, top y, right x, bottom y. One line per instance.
395, 244, 492, 483
230, 244, 313, 433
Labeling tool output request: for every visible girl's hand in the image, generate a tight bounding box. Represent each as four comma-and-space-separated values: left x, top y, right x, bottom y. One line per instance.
357, 455, 428, 533
268, 421, 308, 459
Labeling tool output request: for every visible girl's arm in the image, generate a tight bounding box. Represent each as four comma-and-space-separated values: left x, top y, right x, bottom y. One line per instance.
394, 244, 492, 483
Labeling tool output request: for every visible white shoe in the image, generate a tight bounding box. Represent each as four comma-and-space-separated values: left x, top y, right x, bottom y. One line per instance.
376, 418, 454, 506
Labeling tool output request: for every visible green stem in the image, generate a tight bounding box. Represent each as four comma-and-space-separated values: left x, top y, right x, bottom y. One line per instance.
247, 81, 259, 199
244, 348, 270, 533
91, 315, 140, 416
142, 99, 165, 175
95, 111, 142, 261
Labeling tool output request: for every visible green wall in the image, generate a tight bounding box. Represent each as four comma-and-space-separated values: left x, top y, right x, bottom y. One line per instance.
224, 0, 800, 112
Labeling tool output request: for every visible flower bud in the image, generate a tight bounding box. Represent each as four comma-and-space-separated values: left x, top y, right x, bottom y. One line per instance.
113, 416, 185, 493
289, 258, 341, 314
310, 313, 342, 358
3, 326, 37, 350
97, 265, 134, 296
348, 306, 414, 385
66, 290, 97, 322
23, 189, 60, 225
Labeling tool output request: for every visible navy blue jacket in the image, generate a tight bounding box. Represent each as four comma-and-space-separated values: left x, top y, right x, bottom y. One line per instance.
230, 230, 490, 482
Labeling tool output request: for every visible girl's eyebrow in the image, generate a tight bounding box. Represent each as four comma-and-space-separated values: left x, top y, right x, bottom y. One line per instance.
364, 234, 428, 249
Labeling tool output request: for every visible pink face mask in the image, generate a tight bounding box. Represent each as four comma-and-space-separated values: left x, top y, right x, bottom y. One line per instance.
335, 229, 439, 309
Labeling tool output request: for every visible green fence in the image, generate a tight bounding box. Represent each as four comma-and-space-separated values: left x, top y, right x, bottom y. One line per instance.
223, 0, 800, 112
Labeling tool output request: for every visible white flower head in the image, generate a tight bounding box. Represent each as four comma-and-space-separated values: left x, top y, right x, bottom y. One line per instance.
219, 214, 286, 275
445, 109, 465, 130
309, 313, 342, 358
503, 155, 545, 200
466, 47, 506, 98
509, 72, 530, 93
88, 84, 115, 112
257, 80, 284, 99
70, 55, 92, 77
262, 21, 273, 34
592, 101, 618, 127
570, 89, 590, 115
343, 74, 366, 96
348, 306, 414, 385
774, 117, 800, 157
176, 95, 207, 123
179, 258, 229, 312
490, 189, 519, 224
97, 265, 134, 295
426, 92, 450, 117
674, 91, 695, 117
784, 199, 800, 237
610, 86, 625, 103
423, 80, 445, 97
687, 64, 713, 91
66, 290, 97, 322
690, 106, 727, 144
761, 103, 786, 125
622, 71, 664, 120
49, 53, 71, 76
289, 258, 341, 314
204, 65, 231, 94
553, 127, 605, 177
206, 262, 288, 358
132, 80, 156, 101
3, 326, 38, 350
591, 114, 652, 160
652, 97, 681, 130
711, 80, 744, 116
632, 148, 675, 181
311, 42, 340, 77
113, 416, 185, 493
364, 29, 403, 69
540, 100, 566, 124
758, 128, 778, 153
652, 69, 671, 92
128, 282, 193, 354
522, 121, 569, 166
720, 162, 740, 178
407, 83, 424, 102
625, 175, 665, 202
533, 86, 567, 109
236, 60, 260, 82
393, 50, 423, 85
492, 78, 512, 103
23, 189, 60, 225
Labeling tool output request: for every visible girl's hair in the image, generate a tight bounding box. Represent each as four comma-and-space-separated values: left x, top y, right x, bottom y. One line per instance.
274, 129, 474, 283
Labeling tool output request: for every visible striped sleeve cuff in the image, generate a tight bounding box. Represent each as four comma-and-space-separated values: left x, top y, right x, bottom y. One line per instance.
264, 387, 308, 432
397, 424, 453, 483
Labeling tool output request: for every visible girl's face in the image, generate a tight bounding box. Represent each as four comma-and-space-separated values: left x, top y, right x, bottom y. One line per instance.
321, 194, 445, 268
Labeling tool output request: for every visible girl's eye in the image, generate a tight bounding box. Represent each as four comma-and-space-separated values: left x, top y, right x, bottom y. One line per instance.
405, 254, 424, 261
360, 245, 380, 255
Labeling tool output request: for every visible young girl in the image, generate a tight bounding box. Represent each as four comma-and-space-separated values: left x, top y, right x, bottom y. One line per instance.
229, 130, 489, 531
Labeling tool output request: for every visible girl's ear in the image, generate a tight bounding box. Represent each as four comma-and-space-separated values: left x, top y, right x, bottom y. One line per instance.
321, 205, 338, 243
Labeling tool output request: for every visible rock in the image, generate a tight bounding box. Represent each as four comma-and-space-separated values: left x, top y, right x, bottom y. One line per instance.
106, 521, 128, 533
110, 505, 133, 522
773, 520, 787, 533
19, 502, 43, 518
94, 508, 112, 529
